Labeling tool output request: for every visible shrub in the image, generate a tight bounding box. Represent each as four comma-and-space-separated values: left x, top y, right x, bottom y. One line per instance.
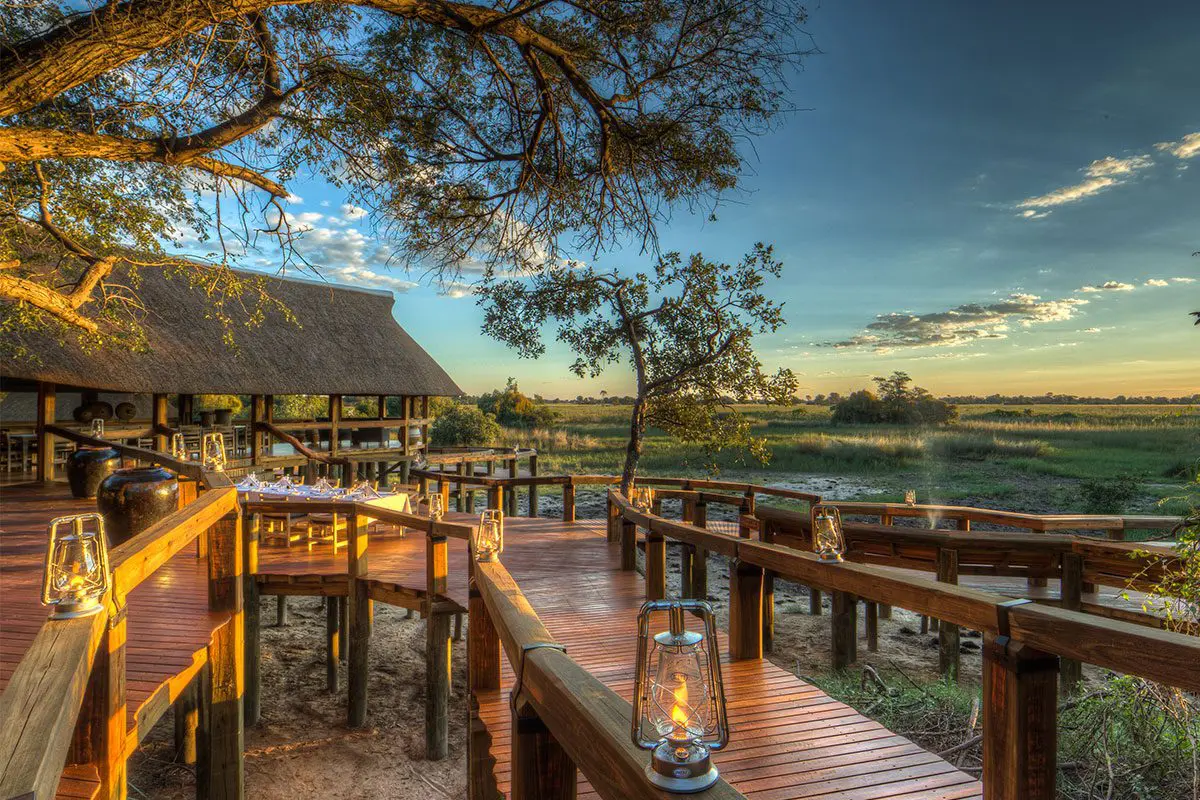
1078, 475, 1141, 514
477, 378, 559, 428
430, 403, 501, 447
831, 373, 957, 425
830, 389, 886, 424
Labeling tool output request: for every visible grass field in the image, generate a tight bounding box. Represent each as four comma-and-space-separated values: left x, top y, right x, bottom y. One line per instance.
517, 403, 1199, 517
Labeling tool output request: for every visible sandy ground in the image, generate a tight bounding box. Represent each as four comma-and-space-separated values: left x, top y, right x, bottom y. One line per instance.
128, 598, 468, 799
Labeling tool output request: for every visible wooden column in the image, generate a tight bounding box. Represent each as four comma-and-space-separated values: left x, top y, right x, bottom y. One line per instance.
248, 396, 264, 466
645, 528, 666, 601
329, 395, 342, 485
426, 529, 451, 760
511, 698, 577, 800
468, 573, 501, 798
348, 515, 370, 728
982, 635, 1058, 800
276, 595, 288, 627
81, 601, 126, 799
865, 601, 879, 652
199, 514, 244, 800
620, 518, 637, 571
174, 681, 199, 765
728, 559, 764, 660
456, 462, 467, 512
326, 597, 340, 692
439, 479, 451, 518
679, 544, 696, 599
36, 381, 55, 483
831, 591, 857, 671
507, 458, 519, 517
809, 587, 823, 616
692, 501, 709, 600
179, 394, 195, 425
488, 485, 502, 511
561, 482, 576, 523
762, 570, 775, 653
1059, 553, 1083, 695
528, 455, 539, 517
152, 393, 169, 452
242, 511, 261, 726
938, 549, 960, 681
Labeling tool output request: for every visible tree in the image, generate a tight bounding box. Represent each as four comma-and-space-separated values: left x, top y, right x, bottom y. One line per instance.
832, 372, 956, 425
0, 0, 810, 353
431, 402, 501, 446
479, 243, 797, 492
477, 378, 557, 428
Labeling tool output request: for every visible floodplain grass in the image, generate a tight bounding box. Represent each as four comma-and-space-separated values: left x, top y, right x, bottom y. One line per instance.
525, 402, 1198, 514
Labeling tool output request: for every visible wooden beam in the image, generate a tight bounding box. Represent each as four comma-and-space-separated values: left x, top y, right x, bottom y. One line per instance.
348, 515, 370, 728
728, 559, 764, 660
982, 636, 1058, 800
426, 530, 451, 760
36, 381, 55, 483
198, 514, 244, 800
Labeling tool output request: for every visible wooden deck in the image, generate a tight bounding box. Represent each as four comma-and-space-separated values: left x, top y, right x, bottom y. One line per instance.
0, 482, 231, 799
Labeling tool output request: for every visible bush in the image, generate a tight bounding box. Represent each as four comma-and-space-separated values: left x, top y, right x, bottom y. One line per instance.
430, 403, 501, 447
1078, 475, 1141, 514
477, 378, 559, 428
830, 389, 886, 424
830, 373, 957, 425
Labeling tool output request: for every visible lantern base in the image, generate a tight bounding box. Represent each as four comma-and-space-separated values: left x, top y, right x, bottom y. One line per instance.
647, 741, 719, 793
817, 552, 844, 562
475, 552, 499, 563
49, 599, 105, 619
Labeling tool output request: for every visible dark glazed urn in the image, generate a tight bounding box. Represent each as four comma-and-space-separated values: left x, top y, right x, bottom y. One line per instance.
66, 447, 121, 499
96, 466, 179, 547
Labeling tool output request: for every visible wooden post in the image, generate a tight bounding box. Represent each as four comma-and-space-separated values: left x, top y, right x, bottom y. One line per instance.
831, 591, 857, 671
762, 570, 775, 653
152, 394, 169, 452
276, 596, 288, 627
91, 603, 127, 799
199, 514, 244, 799
348, 514, 370, 728
645, 528, 666, 601
439, 478, 451, 517
507, 458, 519, 517
938, 549, 960, 681
620, 518, 637, 571
528, 454, 539, 517
242, 511, 260, 726
179, 393, 195, 425
1059, 554, 1083, 695
982, 636, 1058, 800
511, 698, 577, 800
248, 396, 264, 466
457, 462, 467, 512
426, 529, 451, 760
561, 481, 576, 523
174, 681, 199, 766
809, 587, 823, 616
36, 381, 55, 483
679, 544, 696, 599
326, 597, 340, 693
878, 514, 893, 619
488, 485, 502, 511
728, 559, 764, 660
865, 601, 879, 652
468, 583, 500, 692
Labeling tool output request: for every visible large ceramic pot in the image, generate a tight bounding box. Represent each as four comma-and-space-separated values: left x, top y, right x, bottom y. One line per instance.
96, 467, 179, 547
115, 402, 137, 421
66, 446, 121, 499
214, 408, 233, 426
89, 401, 114, 421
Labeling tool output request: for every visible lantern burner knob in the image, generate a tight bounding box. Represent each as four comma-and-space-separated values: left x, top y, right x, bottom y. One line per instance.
646, 740, 719, 793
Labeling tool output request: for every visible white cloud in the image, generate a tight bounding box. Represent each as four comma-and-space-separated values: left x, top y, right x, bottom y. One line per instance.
1081, 327, 1103, 333
285, 193, 304, 204
341, 204, 369, 221
439, 281, 477, 299
1171, 276, 1197, 284
819, 293, 1089, 353
1017, 154, 1153, 213
1078, 280, 1134, 293
1155, 132, 1200, 160
1145, 279, 1169, 287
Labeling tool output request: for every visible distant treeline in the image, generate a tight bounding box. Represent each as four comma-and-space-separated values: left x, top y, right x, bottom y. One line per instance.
520, 393, 1200, 406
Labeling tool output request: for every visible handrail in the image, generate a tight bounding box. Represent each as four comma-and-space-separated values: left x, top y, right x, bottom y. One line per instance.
45, 424, 233, 489
609, 489, 1200, 693
241, 498, 475, 541
254, 420, 350, 468
472, 558, 744, 799
826, 500, 1179, 533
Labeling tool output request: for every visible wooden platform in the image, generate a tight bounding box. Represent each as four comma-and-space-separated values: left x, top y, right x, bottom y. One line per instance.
462, 517, 983, 799
0, 483, 231, 798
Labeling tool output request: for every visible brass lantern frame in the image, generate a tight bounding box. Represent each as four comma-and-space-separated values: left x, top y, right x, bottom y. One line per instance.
810, 503, 846, 562
42, 513, 111, 619
473, 508, 504, 562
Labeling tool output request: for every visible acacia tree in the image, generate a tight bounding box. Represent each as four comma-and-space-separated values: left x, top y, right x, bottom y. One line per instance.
0, 0, 809, 352
478, 243, 797, 493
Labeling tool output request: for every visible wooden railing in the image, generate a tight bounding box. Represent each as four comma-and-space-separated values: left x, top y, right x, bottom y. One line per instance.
468, 555, 744, 799
0, 484, 240, 800
605, 487, 1199, 800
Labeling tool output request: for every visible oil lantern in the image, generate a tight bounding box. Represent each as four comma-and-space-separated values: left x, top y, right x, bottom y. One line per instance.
170, 432, 188, 460
633, 486, 656, 513
810, 504, 845, 562
473, 509, 503, 562
632, 599, 728, 793
201, 432, 227, 471
42, 513, 111, 619
90, 418, 105, 438
904, 489, 916, 506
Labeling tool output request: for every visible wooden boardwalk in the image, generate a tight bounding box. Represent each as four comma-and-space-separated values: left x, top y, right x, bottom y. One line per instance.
466, 517, 983, 799
0, 483, 231, 799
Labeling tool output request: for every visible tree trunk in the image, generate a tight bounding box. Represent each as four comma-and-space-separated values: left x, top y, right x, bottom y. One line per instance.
619, 395, 647, 497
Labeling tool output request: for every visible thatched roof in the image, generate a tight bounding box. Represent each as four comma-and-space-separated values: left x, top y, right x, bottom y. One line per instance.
1, 264, 462, 397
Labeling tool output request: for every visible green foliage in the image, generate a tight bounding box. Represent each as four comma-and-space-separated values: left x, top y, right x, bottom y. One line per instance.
273, 395, 329, 420
194, 394, 245, 417
832, 372, 957, 425
477, 379, 558, 428
478, 244, 797, 487
430, 403, 502, 447
1078, 475, 1141, 514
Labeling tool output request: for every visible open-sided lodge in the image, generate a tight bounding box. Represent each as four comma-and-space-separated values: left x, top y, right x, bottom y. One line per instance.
1, 267, 1197, 800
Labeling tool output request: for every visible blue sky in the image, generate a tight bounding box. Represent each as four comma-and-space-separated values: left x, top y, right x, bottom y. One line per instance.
235, 1, 1199, 398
